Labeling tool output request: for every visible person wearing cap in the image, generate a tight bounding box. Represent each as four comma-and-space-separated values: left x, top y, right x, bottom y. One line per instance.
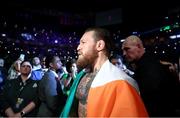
0, 60, 39, 117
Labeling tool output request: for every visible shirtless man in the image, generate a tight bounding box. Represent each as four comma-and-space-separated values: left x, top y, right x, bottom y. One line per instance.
61, 27, 148, 117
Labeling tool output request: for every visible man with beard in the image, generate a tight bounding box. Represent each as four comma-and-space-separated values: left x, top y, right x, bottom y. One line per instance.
60, 27, 148, 117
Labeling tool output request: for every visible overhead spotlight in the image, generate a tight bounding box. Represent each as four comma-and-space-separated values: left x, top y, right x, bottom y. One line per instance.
1, 33, 6, 37
54, 40, 58, 43
170, 35, 176, 39
165, 16, 168, 19
177, 34, 180, 38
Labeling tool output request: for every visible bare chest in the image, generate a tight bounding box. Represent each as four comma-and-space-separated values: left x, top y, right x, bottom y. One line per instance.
76, 74, 94, 104
76, 72, 97, 117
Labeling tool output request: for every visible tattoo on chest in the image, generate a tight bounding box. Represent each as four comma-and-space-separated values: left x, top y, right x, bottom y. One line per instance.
76, 70, 99, 104
76, 69, 99, 117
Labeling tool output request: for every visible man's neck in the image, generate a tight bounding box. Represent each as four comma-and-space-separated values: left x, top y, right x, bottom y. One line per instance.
21, 75, 29, 82
93, 55, 108, 73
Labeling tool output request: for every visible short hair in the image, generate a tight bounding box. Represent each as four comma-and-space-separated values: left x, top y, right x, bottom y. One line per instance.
20, 60, 32, 70
125, 35, 143, 46
65, 61, 72, 73
66, 59, 76, 73
45, 54, 58, 68
85, 27, 114, 57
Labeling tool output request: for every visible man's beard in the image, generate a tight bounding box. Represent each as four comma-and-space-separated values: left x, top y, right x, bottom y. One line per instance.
76, 55, 89, 70
76, 51, 97, 70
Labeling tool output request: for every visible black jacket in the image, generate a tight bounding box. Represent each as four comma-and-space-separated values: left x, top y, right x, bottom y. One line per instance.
134, 53, 180, 116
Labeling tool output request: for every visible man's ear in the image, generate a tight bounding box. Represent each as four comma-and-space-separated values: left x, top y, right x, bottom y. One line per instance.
96, 40, 105, 51
137, 43, 143, 49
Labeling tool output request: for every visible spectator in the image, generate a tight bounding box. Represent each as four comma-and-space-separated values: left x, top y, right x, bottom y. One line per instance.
31, 57, 44, 80
110, 53, 134, 76
122, 35, 180, 116
7, 54, 25, 80
0, 61, 39, 117
37, 54, 67, 117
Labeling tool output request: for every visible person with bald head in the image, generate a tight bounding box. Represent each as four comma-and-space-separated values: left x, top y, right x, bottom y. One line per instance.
122, 35, 145, 63
122, 35, 180, 117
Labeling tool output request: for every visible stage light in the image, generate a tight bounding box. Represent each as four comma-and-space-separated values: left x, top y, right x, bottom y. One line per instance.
55, 40, 58, 43
1, 33, 6, 37
165, 16, 169, 19
177, 34, 180, 38
170, 35, 176, 39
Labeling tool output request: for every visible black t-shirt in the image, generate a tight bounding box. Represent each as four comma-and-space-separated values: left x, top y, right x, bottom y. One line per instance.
0, 76, 39, 117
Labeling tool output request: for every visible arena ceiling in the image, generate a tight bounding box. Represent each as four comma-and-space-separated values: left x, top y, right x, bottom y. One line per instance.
0, 0, 180, 31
